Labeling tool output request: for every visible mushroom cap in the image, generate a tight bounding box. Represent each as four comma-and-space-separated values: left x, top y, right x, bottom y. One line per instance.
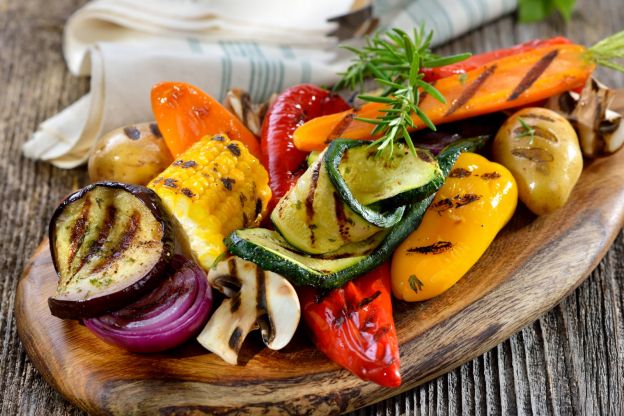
197, 256, 300, 364
259, 270, 300, 350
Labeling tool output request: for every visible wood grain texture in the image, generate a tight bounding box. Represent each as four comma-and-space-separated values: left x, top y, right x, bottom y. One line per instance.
1, 0, 623, 414
14, 140, 624, 414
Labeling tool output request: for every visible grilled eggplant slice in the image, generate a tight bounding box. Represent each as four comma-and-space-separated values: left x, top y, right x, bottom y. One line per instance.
48, 182, 174, 319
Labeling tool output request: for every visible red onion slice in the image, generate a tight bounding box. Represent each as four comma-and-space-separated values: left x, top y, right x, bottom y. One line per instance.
84, 255, 212, 352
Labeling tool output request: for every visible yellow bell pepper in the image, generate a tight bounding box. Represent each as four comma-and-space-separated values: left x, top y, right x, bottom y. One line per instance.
391, 152, 517, 301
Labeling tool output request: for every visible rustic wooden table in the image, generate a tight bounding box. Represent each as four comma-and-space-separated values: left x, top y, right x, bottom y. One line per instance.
1, 0, 622, 414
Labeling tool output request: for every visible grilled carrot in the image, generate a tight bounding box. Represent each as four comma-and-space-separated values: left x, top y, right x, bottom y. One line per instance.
421, 36, 572, 81
293, 44, 594, 152
151, 82, 262, 158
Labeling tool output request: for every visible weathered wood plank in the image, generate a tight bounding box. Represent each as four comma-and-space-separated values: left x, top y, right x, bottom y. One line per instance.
0, 0, 622, 414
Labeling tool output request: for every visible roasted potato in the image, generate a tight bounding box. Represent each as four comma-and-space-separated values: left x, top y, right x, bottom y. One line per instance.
88, 123, 173, 185
492, 108, 582, 215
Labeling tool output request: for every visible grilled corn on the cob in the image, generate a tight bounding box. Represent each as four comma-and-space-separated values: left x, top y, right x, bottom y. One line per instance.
148, 134, 271, 270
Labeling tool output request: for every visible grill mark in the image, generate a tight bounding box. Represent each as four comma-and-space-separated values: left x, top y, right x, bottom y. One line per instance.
227, 143, 241, 157
305, 162, 322, 245
356, 290, 381, 310
221, 177, 236, 191
228, 327, 243, 351
73, 204, 117, 276
163, 178, 178, 188
407, 241, 453, 255
91, 212, 140, 273
227, 258, 238, 280
416, 149, 433, 162
67, 197, 92, 272
326, 112, 355, 143
373, 326, 390, 342
444, 64, 497, 117
432, 198, 453, 213
517, 113, 556, 123
230, 293, 241, 313
511, 147, 554, 163
181, 188, 195, 198
513, 125, 558, 142
433, 194, 481, 212
480, 172, 502, 180
256, 267, 267, 314
123, 126, 141, 140
454, 193, 481, 208
507, 49, 559, 101
333, 191, 350, 241
449, 167, 471, 178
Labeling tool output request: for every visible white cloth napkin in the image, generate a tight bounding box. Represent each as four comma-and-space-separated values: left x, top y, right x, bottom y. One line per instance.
23, 0, 517, 168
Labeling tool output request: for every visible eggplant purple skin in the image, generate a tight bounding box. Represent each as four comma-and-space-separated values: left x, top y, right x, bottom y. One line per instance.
47, 181, 175, 319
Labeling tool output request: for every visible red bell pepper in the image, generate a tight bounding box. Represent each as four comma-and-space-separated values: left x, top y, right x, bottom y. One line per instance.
422, 36, 572, 81
299, 263, 401, 387
260, 84, 350, 211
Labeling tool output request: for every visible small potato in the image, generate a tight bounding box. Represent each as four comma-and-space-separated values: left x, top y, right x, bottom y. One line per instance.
88, 122, 173, 185
492, 108, 582, 215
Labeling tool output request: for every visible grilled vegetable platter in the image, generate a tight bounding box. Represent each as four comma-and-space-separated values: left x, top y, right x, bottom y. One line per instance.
39, 28, 624, 392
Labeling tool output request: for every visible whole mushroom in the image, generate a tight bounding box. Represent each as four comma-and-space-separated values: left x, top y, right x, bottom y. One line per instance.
546, 78, 624, 158
197, 256, 300, 364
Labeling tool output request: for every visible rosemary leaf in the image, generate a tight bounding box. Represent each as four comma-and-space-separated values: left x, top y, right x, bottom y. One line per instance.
333, 26, 469, 157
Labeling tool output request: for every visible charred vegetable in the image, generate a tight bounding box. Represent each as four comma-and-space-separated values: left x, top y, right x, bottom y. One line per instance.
227, 137, 487, 289
261, 84, 350, 211
271, 139, 441, 254
392, 153, 517, 301
493, 108, 582, 215
294, 43, 593, 152
148, 134, 271, 271
300, 263, 401, 387
151, 82, 262, 158
88, 122, 173, 185
48, 182, 174, 319
197, 256, 300, 364
271, 149, 384, 255
325, 139, 442, 217
546, 78, 624, 157
84, 255, 212, 352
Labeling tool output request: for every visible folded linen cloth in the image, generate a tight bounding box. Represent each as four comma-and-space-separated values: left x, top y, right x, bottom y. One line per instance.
23, 0, 517, 168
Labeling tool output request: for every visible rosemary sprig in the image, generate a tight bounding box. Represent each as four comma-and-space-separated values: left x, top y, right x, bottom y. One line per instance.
334, 27, 470, 157
516, 117, 536, 145
587, 30, 624, 73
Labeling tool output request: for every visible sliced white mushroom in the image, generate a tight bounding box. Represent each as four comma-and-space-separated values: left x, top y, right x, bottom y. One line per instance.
545, 78, 624, 158
196, 256, 300, 365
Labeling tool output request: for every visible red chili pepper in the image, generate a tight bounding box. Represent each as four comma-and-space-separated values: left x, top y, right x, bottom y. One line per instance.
299, 263, 401, 387
422, 36, 572, 81
261, 84, 350, 211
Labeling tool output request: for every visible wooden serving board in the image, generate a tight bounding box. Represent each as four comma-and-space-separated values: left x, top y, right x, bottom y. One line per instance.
16, 148, 624, 415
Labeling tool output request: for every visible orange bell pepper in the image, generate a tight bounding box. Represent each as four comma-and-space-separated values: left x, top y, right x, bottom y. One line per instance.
151, 82, 262, 158
293, 44, 594, 152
